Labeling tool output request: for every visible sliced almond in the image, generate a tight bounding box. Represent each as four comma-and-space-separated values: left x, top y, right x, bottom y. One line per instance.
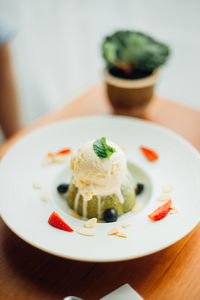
42, 154, 68, 166
84, 218, 97, 229
41, 195, 48, 202
108, 227, 119, 235
122, 221, 131, 228
157, 194, 171, 201
77, 228, 96, 236
132, 202, 143, 213
163, 184, 174, 193
53, 155, 69, 163
116, 230, 127, 238
32, 181, 41, 189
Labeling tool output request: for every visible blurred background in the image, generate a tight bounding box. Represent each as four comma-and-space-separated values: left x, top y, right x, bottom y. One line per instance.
0, 0, 199, 130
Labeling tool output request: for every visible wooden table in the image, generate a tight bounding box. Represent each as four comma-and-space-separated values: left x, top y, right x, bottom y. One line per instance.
0, 84, 200, 300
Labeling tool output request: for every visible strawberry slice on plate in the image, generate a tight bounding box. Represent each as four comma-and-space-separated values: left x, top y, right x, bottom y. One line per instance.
48, 147, 72, 157
48, 212, 74, 232
140, 146, 159, 162
56, 148, 72, 155
148, 200, 172, 221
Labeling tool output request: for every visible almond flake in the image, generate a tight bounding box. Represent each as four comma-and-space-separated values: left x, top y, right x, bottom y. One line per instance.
157, 194, 171, 201
122, 221, 131, 228
42, 154, 69, 166
53, 155, 68, 163
41, 195, 48, 202
32, 181, 41, 189
163, 184, 174, 193
116, 231, 127, 238
108, 227, 119, 235
132, 202, 143, 213
84, 218, 97, 228
77, 228, 96, 236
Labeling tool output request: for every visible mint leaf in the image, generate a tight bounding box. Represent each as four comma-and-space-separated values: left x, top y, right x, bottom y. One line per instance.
101, 137, 116, 157
93, 138, 108, 159
93, 137, 116, 159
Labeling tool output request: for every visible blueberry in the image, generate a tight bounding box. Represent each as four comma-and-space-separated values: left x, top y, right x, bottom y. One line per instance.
57, 183, 69, 194
103, 208, 118, 222
135, 183, 144, 195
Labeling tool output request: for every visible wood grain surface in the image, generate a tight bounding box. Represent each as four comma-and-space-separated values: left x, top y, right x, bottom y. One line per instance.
0, 83, 200, 300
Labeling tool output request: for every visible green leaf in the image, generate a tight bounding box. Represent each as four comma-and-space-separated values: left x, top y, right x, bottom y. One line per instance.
93, 137, 116, 159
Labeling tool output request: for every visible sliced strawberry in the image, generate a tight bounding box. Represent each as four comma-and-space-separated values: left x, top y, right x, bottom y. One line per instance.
140, 146, 159, 162
48, 212, 74, 232
56, 148, 72, 155
47, 148, 72, 157
148, 200, 172, 221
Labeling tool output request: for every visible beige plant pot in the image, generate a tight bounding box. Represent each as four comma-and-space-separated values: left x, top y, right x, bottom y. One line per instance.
103, 68, 160, 117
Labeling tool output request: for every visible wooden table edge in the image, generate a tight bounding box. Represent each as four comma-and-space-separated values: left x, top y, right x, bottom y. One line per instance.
0, 82, 200, 300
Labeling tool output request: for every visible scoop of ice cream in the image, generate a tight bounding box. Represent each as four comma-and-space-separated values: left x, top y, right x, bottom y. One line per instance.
70, 140, 127, 201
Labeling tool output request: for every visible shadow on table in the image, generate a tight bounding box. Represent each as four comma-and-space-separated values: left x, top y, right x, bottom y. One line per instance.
1, 222, 183, 300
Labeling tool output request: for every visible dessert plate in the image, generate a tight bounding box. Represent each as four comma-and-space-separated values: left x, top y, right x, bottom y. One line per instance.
0, 115, 200, 262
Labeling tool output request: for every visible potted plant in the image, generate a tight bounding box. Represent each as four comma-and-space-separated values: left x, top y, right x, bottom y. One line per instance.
102, 30, 170, 116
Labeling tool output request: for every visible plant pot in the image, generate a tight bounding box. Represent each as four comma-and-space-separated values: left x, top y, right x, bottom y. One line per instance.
103, 68, 160, 117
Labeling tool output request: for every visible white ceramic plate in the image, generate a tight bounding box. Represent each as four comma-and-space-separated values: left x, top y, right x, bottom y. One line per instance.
0, 116, 200, 262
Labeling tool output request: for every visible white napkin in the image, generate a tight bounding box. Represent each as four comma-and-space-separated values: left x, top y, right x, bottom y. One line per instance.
100, 284, 144, 300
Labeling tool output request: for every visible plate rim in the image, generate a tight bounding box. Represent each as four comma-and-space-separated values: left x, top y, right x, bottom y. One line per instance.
1, 114, 200, 262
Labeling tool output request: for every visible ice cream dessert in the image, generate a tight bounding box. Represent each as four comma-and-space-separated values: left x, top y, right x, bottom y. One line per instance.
66, 137, 136, 221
